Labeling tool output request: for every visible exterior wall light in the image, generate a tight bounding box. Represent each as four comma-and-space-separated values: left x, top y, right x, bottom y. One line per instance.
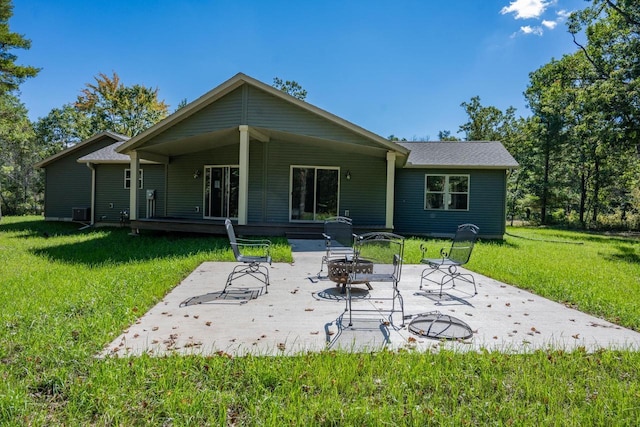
193, 169, 201, 179
346, 170, 351, 180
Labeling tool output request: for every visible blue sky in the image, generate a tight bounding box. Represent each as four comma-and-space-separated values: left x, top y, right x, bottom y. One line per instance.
13, 0, 586, 140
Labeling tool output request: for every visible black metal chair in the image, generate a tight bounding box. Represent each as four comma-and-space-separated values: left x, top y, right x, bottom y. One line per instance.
420, 224, 479, 296
319, 216, 356, 276
224, 218, 272, 294
345, 232, 405, 327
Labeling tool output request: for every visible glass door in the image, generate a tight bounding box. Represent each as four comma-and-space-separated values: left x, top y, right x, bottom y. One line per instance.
204, 166, 239, 219
290, 166, 339, 221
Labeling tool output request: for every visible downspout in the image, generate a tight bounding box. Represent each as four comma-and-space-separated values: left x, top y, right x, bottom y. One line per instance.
86, 162, 96, 225
385, 151, 396, 229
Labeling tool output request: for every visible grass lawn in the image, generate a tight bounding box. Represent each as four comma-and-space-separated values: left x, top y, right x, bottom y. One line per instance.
1, 216, 639, 425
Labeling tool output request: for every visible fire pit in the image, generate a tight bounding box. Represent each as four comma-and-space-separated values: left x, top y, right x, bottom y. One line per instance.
327, 258, 373, 292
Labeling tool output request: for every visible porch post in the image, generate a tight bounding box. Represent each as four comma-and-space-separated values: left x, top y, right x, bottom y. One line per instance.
238, 125, 250, 225
385, 151, 396, 229
129, 150, 139, 220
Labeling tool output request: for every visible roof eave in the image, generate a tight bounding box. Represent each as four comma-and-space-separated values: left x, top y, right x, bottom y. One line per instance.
404, 163, 519, 170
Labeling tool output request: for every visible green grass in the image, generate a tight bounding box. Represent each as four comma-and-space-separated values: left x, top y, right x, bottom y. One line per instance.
1, 216, 639, 425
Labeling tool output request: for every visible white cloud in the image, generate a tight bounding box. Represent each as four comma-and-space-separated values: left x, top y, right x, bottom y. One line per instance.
557, 9, 571, 19
542, 19, 557, 29
520, 25, 544, 36
500, 0, 551, 19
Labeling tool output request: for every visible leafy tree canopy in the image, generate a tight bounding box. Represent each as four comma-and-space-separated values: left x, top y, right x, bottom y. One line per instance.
75, 72, 169, 137
437, 130, 460, 141
0, 0, 39, 95
272, 77, 307, 100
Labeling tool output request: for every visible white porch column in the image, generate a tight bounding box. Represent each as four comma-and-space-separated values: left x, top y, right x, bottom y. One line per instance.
129, 151, 140, 220
385, 151, 396, 229
238, 125, 250, 225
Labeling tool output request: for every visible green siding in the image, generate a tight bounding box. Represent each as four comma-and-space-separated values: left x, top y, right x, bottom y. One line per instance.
164, 138, 387, 226
394, 168, 507, 238
42, 136, 119, 219
94, 164, 165, 222
147, 87, 243, 146
262, 139, 386, 225
166, 144, 240, 219
247, 86, 378, 147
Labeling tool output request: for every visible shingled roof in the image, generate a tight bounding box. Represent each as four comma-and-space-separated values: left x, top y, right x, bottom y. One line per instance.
77, 140, 129, 163
398, 141, 518, 169
77, 139, 158, 164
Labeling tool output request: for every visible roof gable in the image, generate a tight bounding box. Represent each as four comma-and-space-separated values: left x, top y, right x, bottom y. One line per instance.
34, 131, 129, 168
116, 73, 408, 156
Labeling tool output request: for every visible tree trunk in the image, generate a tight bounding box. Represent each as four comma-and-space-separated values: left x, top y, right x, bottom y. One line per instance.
579, 169, 587, 228
591, 157, 600, 224
541, 135, 551, 224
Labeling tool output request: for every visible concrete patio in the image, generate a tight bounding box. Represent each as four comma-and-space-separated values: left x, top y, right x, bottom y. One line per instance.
104, 240, 640, 357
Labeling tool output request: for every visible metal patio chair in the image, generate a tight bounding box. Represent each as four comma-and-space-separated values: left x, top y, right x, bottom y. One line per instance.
420, 223, 479, 296
319, 216, 356, 276
345, 232, 405, 327
224, 218, 272, 294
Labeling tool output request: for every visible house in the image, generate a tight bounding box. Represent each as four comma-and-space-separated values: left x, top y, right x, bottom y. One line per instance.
34, 131, 166, 225
36, 73, 518, 239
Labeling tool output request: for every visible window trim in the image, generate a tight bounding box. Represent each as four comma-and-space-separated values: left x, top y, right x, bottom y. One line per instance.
424, 174, 470, 211
289, 165, 341, 222
124, 169, 144, 190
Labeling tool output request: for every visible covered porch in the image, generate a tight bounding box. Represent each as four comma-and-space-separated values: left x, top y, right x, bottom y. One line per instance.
115, 74, 410, 234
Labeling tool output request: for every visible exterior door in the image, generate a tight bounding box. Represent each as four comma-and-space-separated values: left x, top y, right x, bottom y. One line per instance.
290, 166, 339, 221
204, 166, 239, 219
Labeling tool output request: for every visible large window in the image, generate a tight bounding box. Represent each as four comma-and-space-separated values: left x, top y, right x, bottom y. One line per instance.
124, 169, 143, 189
290, 166, 339, 221
425, 174, 469, 210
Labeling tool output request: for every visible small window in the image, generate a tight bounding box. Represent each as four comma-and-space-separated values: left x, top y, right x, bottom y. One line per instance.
425, 174, 469, 210
124, 169, 143, 189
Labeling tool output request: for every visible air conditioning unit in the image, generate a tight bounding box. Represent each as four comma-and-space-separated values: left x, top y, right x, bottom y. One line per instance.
72, 207, 91, 222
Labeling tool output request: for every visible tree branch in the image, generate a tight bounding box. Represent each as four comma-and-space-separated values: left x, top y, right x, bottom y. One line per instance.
571, 33, 610, 80
606, 0, 640, 28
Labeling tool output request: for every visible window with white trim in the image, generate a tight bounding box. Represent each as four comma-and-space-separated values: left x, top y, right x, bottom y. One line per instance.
124, 169, 144, 189
424, 174, 469, 210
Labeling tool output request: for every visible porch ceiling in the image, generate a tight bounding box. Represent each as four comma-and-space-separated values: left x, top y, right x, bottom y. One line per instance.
137, 127, 238, 159
136, 125, 404, 162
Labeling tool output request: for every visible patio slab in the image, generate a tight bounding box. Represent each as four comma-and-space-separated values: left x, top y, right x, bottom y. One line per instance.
103, 240, 640, 357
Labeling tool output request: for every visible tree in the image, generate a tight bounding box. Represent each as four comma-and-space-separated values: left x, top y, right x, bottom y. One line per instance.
387, 134, 407, 142
272, 77, 307, 100
568, 0, 640, 147
34, 103, 92, 153
175, 98, 188, 112
35, 72, 169, 152
0, 94, 39, 216
525, 59, 573, 225
0, 0, 39, 95
75, 72, 169, 137
459, 96, 517, 141
437, 130, 460, 141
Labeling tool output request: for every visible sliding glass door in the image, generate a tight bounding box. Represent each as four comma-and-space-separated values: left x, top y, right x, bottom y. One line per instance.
204, 166, 239, 219
290, 166, 339, 221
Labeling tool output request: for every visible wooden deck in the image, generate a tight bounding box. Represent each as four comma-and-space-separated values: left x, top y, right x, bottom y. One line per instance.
129, 218, 390, 238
